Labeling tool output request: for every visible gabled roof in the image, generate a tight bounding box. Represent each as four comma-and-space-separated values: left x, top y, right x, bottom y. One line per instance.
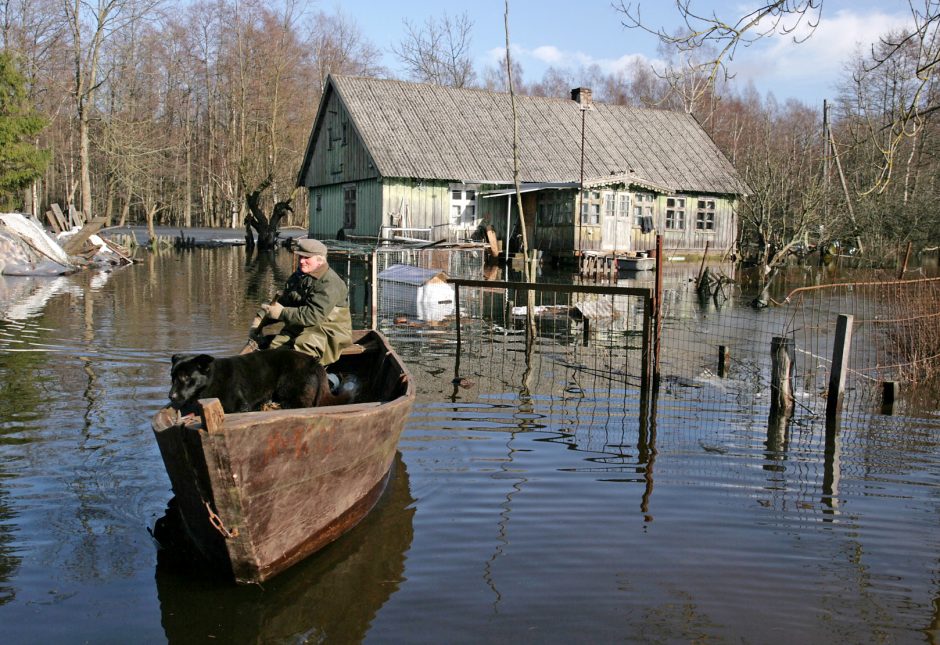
299, 75, 749, 196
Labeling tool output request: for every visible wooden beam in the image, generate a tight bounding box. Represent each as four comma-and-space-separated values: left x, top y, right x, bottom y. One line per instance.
49, 203, 69, 231
826, 314, 854, 423
770, 337, 795, 419
45, 210, 62, 233
62, 217, 107, 255
199, 398, 225, 434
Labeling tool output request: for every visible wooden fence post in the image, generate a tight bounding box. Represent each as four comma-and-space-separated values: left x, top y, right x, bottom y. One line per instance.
898, 242, 912, 279
454, 283, 461, 349
770, 337, 794, 419
880, 381, 899, 415
826, 314, 854, 423
718, 345, 729, 378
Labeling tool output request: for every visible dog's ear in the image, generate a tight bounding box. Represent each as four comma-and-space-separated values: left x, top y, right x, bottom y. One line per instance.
171, 354, 186, 368
192, 354, 215, 372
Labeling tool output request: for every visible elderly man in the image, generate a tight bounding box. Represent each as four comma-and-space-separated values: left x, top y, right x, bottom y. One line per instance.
248, 238, 353, 365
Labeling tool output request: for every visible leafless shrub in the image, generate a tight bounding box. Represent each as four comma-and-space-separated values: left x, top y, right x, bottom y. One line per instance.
881, 279, 940, 384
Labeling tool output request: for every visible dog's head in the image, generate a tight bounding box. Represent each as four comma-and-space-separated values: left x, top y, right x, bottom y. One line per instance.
169, 353, 215, 409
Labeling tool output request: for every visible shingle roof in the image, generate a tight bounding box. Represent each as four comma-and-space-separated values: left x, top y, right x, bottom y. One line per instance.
303, 75, 748, 195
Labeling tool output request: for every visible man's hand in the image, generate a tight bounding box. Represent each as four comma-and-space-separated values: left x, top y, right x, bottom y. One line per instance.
262, 301, 284, 320
248, 315, 263, 339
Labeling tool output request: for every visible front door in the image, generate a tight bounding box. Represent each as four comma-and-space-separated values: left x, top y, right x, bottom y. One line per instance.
601, 191, 631, 252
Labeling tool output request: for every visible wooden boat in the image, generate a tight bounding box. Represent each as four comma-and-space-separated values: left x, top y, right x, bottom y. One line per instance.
151, 329, 414, 584
155, 453, 416, 640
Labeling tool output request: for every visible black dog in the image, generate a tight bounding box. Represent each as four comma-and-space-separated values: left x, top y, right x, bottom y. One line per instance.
169, 348, 348, 414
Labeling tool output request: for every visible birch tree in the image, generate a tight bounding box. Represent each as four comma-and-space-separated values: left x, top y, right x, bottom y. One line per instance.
63, 0, 162, 218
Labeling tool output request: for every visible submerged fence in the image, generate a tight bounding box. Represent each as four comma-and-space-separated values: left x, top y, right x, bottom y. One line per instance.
773, 276, 940, 412
360, 244, 938, 422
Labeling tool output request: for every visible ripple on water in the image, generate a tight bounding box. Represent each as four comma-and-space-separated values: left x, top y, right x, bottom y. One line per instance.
1, 250, 938, 643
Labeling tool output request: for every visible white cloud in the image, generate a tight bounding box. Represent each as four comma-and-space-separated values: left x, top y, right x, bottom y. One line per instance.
487, 43, 661, 76
531, 45, 565, 64
728, 7, 914, 98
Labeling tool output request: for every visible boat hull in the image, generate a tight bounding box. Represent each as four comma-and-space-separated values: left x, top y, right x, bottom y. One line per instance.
152, 331, 414, 584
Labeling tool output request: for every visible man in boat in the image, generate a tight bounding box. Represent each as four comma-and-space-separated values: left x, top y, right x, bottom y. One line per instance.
247, 238, 353, 365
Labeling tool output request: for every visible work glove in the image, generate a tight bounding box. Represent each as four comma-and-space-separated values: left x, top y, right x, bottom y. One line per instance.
262, 301, 284, 320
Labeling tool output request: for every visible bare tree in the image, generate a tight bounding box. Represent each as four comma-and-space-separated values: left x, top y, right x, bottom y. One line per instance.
392, 11, 476, 88
481, 53, 525, 94
735, 98, 829, 302
308, 8, 385, 91
63, 0, 163, 219
616, 0, 939, 190
528, 66, 574, 98
616, 1, 823, 88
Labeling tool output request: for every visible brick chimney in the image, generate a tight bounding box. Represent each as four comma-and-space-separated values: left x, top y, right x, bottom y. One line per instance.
571, 87, 593, 107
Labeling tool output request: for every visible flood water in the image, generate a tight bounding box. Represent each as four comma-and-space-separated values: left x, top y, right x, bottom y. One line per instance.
0, 246, 938, 643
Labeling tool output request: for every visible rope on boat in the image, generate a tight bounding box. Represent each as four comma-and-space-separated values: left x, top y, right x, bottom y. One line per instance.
205, 501, 239, 539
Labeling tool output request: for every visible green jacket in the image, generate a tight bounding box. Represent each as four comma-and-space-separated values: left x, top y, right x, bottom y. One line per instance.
276, 265, 353, 363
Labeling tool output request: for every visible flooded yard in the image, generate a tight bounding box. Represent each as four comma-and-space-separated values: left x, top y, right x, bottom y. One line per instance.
0, 246, 937, 643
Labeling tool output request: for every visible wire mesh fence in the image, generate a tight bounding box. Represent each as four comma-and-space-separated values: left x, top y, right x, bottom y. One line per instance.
773, 276, 940, 410
363, 246, 938, 424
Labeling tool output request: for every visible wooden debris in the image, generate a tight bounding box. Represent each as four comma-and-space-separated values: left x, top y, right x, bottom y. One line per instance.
62, 217, 107, 256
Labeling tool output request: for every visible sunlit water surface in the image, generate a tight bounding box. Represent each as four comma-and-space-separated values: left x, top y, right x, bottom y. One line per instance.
0, 248, 937, 643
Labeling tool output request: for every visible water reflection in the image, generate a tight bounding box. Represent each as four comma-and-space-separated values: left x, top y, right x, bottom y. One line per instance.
155, 453, 414, 642
0, 246, 937, 641
0, 489, 16, 606
242, 249, 290, 305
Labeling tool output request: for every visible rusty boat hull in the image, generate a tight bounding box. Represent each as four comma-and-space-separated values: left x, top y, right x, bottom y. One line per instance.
151, 330, 414, 584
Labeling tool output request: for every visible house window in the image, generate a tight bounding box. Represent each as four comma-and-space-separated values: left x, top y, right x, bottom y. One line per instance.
343, 185, 356, 229
450, 186, 478, 227
327, 126, 334, 151
665, 196, 686, 230
342, 121, 348, 146
315, 193, 322, 212
634, 192, 654, 226
604, 192, 616, 218
618, 193, 630, 216
581, 190, 601, 225
696, 199, 716, 231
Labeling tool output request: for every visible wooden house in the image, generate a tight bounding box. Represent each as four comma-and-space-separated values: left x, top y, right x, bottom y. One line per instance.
297, 76, 749, 258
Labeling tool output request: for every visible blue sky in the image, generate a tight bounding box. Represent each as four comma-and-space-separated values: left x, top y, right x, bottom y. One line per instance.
327, 0, 916, 106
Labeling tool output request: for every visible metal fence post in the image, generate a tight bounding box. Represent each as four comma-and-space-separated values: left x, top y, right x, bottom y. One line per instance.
370, 249, 378, 330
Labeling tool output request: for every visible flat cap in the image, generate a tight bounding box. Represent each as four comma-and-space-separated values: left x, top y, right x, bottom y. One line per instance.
294, 238, 328, 257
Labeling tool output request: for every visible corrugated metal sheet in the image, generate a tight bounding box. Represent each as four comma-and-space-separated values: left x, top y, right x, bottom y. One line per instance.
300, 76, 748, 196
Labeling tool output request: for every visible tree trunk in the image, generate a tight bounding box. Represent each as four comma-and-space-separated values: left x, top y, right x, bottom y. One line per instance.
244, 177, 295, 250
146, 204, 157, 246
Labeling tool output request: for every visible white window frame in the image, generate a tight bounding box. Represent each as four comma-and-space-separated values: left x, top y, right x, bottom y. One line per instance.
449, 185, 478, 228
